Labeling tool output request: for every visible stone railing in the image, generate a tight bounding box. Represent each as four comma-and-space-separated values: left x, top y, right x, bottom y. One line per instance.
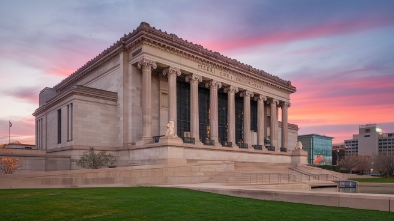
266, 146, 275, 151
182, 137, 195, 144
238, 143, 248, 149
252, 145, 262, 150
152, 135, 164, 143
203, 140, 215, 146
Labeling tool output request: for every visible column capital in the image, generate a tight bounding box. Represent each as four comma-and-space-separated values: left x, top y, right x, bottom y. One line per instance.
240, 90, 254, 98
205, 80, 222, 89
185, 74, 202, 84
137, 58, 157, 70
254, 94, 266, 101
223, 85, 238, 94
267, 98, 279, 105
163, 66, 181, 77
280, 101, 291, 108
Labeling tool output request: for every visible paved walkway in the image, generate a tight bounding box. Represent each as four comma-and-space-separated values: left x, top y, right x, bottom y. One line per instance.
158, 182, 394, 212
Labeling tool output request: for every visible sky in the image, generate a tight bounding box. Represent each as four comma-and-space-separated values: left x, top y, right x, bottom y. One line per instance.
0, 0, 393, 145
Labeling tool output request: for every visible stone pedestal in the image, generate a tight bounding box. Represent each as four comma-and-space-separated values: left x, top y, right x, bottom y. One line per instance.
291, 149, 308, 165
158, 136, 184, 145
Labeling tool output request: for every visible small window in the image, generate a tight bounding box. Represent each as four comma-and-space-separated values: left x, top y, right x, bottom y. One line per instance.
364, 135, 370, 137
57, 109, 61, 144
365, 129, 370, 133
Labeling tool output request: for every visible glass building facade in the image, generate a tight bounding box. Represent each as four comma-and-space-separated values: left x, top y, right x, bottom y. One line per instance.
298, 134, 333, 165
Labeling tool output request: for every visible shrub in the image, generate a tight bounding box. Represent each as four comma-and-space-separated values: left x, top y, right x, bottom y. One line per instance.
73, 147, 116, 169
0, 157, 22, 174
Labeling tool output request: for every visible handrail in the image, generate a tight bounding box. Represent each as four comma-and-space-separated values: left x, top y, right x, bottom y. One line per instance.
290, 167, 345, 181
204, 172, 297, 185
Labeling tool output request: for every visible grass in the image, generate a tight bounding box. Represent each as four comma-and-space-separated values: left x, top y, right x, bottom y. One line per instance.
0, 187, 392, 221
350, 177, 394, 183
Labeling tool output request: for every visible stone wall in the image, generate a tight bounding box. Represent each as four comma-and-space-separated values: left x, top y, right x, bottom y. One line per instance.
0, 148, 71, 174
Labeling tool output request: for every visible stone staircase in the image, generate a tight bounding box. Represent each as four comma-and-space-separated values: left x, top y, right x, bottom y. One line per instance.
0, 160, 347, 191
203, 162, 345, 190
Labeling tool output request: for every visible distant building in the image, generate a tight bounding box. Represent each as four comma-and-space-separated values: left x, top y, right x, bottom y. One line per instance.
298, 134, 333, 165
7, 143, 36, 149
344, 124, 394, 156
332, 143, 345, 165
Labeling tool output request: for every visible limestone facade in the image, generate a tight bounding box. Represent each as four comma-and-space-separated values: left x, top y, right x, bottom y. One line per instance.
33, 22, 300, 169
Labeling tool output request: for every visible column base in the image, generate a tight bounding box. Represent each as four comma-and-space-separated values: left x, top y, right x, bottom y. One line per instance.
194, 140, 204, 146
213, 141, 222, 148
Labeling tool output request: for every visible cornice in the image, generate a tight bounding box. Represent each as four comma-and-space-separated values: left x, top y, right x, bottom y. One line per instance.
53, 22, 296, 93
135, 24, 295, 93
33, 85, 118, 116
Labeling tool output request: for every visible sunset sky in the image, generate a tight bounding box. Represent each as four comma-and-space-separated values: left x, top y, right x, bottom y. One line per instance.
1, 0, 393, 144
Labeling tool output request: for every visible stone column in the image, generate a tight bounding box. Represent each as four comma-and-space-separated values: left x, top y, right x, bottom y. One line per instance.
281, 101, 290, 150
240, 90, 253, 148
36, 119, 41, 149
40, 119, 43, 148
206, 80, 222, 146
224, 86, 238, 147
186, 74, 203, 145
163, 67, 181, 132
255, 95, 266, 147
269, 98, 279, 151
137, 58, 157, 145
35, 120, 38, 148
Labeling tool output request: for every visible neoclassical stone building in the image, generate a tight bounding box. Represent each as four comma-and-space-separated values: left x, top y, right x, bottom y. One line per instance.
33, 22, 303, 168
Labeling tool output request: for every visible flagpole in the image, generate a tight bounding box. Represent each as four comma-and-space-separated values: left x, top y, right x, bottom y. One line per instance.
9, 120, 11, 144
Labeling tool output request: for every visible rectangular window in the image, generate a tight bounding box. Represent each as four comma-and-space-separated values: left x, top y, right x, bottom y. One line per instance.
67, 103, 73, 141
250, 99, 257, 131
364, 135, 370, 137
57, 109, 61, 144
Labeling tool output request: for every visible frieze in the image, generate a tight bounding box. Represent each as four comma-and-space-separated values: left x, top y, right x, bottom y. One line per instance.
197, 62, 264, 90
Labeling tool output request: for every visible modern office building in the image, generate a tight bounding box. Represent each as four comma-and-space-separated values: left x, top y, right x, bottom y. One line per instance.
31, 22, 305, 169
298, 134, 333, 165
344, 124, 394, 156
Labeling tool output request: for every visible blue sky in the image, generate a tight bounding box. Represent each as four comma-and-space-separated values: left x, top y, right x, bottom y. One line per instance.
1, 0, 393, 144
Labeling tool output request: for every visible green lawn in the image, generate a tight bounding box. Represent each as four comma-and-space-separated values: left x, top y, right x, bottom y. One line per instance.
350, 177, 394, 183
0, 187, 392, 221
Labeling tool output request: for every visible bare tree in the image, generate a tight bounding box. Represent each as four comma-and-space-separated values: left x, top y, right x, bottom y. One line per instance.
374, 153, 394, 177
338, 155, 360, 173
355, 155, 372, 175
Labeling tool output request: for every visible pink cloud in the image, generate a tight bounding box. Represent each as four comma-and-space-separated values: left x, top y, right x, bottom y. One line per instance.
289, 72, 394, 139
201, 16, 393, 51
5, 87, 40, 104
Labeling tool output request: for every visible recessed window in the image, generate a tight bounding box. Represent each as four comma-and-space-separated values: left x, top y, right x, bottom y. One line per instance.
57, 109, 61, 144
364, 135, 370, 137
